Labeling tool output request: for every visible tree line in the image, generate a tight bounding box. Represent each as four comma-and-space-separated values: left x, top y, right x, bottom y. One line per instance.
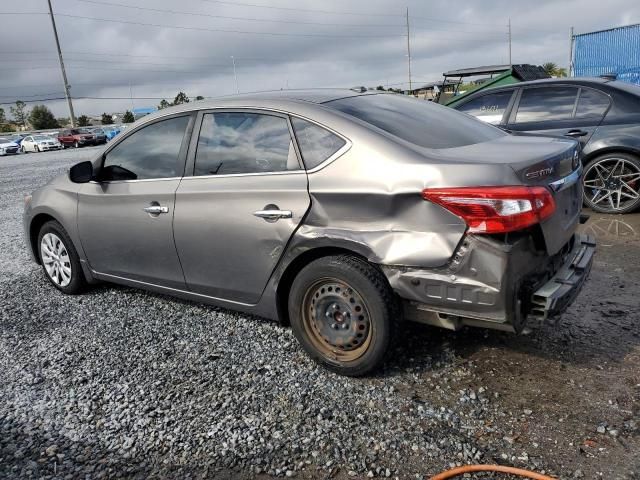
0, 102, 136, 132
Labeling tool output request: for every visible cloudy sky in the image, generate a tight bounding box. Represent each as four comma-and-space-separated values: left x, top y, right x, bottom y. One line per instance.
1, 0, 638, 119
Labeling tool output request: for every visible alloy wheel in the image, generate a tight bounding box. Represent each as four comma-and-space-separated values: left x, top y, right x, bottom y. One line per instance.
301, 278, 372, 362
40, 233, 72, 287
583, 157, 640, 213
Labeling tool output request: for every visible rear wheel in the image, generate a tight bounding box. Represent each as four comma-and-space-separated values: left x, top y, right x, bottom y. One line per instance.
288, 255, 398, 377
583, 153, 640, 214
37, 220, 86, 294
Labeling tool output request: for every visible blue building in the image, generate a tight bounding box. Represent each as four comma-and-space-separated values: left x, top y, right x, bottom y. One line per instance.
572, 24, 640, 85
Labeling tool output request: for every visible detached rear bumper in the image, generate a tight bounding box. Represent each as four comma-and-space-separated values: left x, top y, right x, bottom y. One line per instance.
383, 232, 595, 333
528, 234, 595, 323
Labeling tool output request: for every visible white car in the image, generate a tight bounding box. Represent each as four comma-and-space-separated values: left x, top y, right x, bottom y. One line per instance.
20, 135, 63, 153
0, 137, 20, 156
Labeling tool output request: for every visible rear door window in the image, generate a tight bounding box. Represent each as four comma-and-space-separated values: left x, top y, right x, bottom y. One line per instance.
514, 86, 579, 123
575, 88, 610, 119
194, 112, 297, 176
457, 91, 514, 125
291, 117, 346, 169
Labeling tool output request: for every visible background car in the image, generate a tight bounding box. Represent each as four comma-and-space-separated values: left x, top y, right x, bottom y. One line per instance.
24, 90, 592, 376
0, 137, 20, 156
20, 135, 63, 153
58, 129, 96, 148
101, 126, 121, 141
88, 127, 107, 144
9, 134, 26, 146
452, 77, 640, 214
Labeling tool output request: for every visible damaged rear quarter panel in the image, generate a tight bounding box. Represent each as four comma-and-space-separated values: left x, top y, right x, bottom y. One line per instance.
297, 128, 519, 268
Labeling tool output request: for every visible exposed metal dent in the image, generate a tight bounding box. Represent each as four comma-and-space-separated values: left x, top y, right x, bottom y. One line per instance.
383, 234, 546, 326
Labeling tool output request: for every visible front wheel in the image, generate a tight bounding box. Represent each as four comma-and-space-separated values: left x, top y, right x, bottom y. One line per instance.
20, 145, 26, 154
74, 141, 79, 148
35, 145, 40, 152
583, 153, 640, 214
37, 220, 86, 294
288, 255, 399, 377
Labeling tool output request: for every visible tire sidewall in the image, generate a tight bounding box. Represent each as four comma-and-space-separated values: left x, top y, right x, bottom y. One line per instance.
288, 256, 394, 376
583, 152, 640, 214
37, 220, 85, 294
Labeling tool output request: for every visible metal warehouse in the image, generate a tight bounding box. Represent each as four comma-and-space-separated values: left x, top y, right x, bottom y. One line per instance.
572, 23, 640, 84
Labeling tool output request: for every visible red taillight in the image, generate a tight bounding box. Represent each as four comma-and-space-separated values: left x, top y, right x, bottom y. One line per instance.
422, 186, 556, 234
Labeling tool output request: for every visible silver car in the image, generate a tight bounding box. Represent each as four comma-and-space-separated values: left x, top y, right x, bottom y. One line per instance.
23, 90, 595, 376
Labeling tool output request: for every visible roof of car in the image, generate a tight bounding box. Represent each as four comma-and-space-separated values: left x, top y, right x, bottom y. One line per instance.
513, 77, 612, 87
132, 88, 387, 127
205, 88, 378, 104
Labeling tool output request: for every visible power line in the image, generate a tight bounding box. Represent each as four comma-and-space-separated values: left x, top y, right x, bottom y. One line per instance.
53, 13, 405, 38
194, 0, 506, 27
74, 0, 407, 28
67, 0, 505, 34
195, 0, 406, 17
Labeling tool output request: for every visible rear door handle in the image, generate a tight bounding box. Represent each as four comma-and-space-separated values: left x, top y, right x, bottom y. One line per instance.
253, 209, 292, 220
143, 205, 169, 214
564, 129, 588, 137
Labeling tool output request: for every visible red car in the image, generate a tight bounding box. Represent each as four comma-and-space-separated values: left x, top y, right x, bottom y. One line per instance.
58, 129, 96, 148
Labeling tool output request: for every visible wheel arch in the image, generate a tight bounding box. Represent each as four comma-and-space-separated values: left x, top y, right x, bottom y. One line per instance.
275, 246, 371, 326
582, 144, 640, 165
29, 213, 59, 264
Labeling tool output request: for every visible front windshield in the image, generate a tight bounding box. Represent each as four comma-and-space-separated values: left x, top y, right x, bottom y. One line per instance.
33, 135, 51, 141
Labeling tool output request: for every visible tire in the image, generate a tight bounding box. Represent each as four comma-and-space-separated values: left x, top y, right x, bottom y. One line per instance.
74, 141, 79, 148
583, 152, 640, 214
35, 145, 40, 153
20, 145, 26, 154
37, 220, 87, 294
288, 255, 399, 377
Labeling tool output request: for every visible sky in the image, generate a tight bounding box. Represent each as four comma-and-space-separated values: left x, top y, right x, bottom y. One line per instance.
0, 0, 638, 119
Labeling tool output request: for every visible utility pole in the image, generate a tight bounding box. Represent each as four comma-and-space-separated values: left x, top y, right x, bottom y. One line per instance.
508, 18, 512, 65
231, 56, 239, 94
47, 0, 75, 127
568, 26, 574, 77
405, 7, 412, 93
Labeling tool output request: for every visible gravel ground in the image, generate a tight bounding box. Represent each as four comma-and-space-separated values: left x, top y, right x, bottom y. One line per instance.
1, 148, 639, 479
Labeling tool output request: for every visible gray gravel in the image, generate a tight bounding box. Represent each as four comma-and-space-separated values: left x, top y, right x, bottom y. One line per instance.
1, 148, 639, 479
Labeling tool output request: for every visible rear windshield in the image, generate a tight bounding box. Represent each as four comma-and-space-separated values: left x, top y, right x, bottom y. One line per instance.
325, 93, 505, 149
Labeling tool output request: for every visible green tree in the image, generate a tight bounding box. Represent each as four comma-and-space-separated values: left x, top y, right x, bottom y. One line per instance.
77, 115, 91, 127
542, 62, 567, 78
29, 105, 59, 130
195, 95, 204, 101
122, 110, 135, 123
375, 85, 386, 91
101, 113, 114, 125
0, 107, 5, 124
57, 117, 70, 127
157, 99, 171, 110
172, 91, 190, 105
10, 101, 28, 127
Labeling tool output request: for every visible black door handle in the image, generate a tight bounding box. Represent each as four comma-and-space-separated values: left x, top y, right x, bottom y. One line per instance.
564, 130, 588, 137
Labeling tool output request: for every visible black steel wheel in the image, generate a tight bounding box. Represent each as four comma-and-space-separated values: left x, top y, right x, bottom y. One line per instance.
583, 153, 640, 214
288, 255, 398, 376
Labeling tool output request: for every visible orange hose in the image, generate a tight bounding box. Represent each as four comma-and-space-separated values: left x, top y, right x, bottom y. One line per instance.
431, 464, 556, 480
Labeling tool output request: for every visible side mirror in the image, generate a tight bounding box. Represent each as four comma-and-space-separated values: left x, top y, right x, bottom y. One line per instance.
69, 161, 93, 183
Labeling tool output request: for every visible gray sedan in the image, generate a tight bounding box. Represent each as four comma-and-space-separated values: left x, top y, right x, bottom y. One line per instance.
23, 90, 595, 376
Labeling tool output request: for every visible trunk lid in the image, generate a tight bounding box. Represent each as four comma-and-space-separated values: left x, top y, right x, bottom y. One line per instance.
428, 135, 582, 254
